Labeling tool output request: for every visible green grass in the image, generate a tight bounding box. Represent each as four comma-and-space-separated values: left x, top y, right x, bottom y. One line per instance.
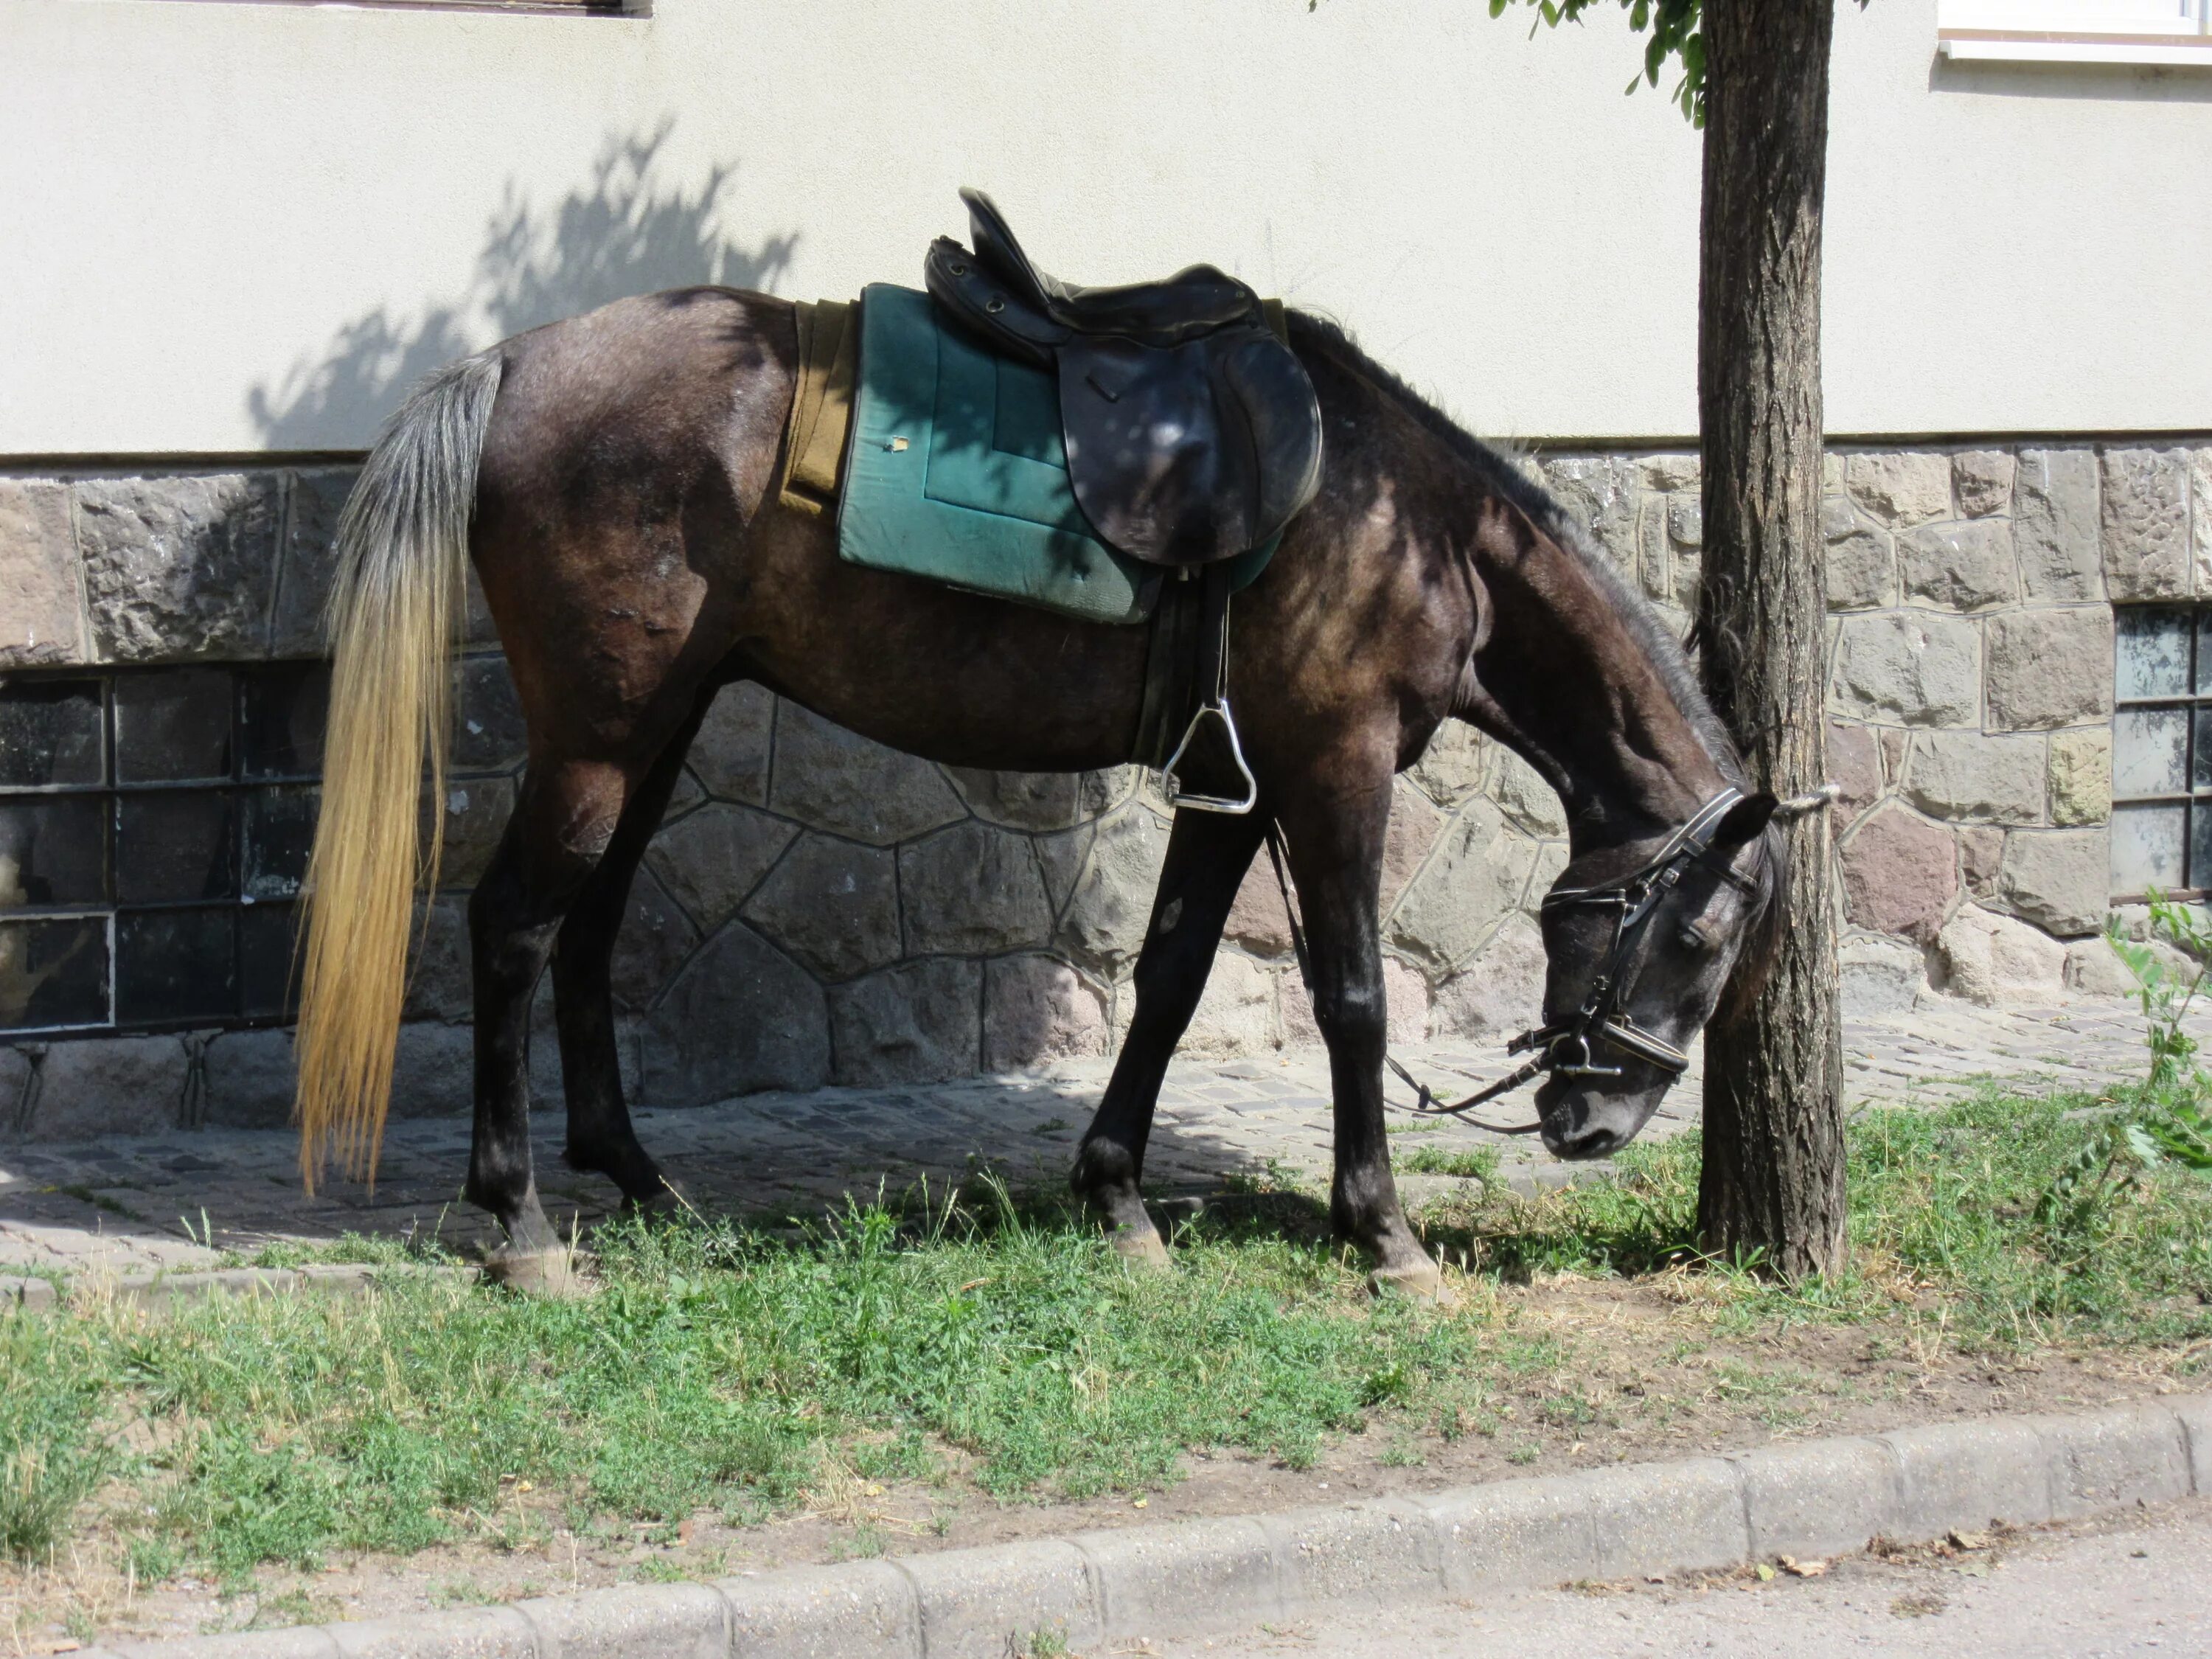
1394, 1143, 1503, 1183
13, 1086, 2212, 1579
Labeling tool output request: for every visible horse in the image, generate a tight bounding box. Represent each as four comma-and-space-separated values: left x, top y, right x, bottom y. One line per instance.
293, 284, 1796, 1299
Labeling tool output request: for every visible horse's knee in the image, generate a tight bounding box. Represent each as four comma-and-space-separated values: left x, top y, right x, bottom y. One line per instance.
1309, 973, 1388, 1054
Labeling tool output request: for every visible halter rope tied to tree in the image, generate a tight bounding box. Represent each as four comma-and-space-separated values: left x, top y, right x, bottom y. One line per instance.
1264, 783, 1839, 1137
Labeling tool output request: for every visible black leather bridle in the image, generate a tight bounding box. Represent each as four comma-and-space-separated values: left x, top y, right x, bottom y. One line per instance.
1382, 786, 1764, 1134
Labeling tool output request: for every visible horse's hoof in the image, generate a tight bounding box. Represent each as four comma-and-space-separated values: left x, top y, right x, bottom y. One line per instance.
1110, 1225, 1172, 1270
1371, 1260, 1455, 1306
485, 1244, 597, 1299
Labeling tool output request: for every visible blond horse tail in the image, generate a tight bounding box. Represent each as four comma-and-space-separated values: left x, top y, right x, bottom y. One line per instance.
293, 351, 503, 1189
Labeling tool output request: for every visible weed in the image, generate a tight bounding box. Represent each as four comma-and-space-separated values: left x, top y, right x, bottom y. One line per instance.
1395, 1144, 1503, 1183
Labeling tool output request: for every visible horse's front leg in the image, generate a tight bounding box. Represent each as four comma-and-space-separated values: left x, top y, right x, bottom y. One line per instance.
1277, 777, 1443, 1299
1073, 807, 1267, 1262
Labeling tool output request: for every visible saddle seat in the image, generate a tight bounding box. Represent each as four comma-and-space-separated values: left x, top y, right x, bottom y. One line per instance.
925, 188, 1324, 569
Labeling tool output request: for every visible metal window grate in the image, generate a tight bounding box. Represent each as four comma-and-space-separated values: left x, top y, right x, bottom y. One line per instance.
2110, 605, 2212, 901
0, 664, 328, 1037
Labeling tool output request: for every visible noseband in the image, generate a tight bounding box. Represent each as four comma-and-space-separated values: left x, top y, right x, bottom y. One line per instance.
1387, 786, 1762, 1133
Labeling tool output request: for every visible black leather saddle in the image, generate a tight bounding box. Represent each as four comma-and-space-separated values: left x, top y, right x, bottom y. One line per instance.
925, 188, 1324, 568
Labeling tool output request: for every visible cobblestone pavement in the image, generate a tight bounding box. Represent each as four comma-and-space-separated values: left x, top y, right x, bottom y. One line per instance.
0, 994, 2176, 1279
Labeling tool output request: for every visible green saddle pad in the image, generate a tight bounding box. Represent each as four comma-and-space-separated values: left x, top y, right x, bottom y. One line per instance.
838, 283, 1274, 626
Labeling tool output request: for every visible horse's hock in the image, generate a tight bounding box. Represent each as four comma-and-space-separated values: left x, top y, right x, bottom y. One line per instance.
0, 440, 2201, 1138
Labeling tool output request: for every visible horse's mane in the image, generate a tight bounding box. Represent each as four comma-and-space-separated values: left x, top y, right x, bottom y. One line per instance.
1285, 309, 1785, 1006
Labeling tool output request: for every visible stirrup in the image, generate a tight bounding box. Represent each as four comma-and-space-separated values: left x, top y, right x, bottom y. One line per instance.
1162, 698, 1258, 815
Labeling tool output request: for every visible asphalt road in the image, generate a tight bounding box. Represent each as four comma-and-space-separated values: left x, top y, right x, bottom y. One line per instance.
1157, 1499, 2212, 1658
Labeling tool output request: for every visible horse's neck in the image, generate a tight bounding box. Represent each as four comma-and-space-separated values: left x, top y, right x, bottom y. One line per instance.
1456, 498, 1731, 851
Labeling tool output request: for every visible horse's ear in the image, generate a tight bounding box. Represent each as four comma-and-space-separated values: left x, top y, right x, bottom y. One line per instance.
1712, 792, 1778, 848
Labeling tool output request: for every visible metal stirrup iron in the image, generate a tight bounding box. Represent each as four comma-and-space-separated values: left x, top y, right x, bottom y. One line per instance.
1163, 568, 1258, 815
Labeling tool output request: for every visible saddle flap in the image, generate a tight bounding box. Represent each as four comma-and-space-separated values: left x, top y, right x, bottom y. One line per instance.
1059, 335, 1245, 566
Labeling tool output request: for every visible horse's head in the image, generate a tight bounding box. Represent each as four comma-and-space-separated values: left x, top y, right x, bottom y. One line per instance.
1530, 787, 1798, 1160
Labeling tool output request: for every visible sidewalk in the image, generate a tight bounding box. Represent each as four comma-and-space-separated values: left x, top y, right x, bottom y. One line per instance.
0, 993, 2166, 1279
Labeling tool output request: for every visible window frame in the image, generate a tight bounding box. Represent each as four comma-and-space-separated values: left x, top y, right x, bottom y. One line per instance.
1938, 0, 2212, 66
2109, 605, 2212, 905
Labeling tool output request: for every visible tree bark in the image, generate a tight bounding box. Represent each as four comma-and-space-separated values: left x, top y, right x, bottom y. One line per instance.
1694, 0, 1847, 1278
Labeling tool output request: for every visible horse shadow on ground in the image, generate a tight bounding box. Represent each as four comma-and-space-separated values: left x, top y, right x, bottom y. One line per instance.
248, 120, 800, 448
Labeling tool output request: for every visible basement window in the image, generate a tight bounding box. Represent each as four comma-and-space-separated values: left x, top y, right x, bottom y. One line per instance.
1938, 0, 2212, 66
0, 664, 327, 1036
2110, 606, 2212, 901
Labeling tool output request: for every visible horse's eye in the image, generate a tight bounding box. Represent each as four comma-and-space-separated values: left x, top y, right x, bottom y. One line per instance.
1677, 924, 1711, 952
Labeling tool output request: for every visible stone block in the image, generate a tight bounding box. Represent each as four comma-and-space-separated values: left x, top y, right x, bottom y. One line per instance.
521, 1582, 728, 1659
1034, 824, 1095, 919
1829, 720, 1882, 821
1666, 493, 1702, 550
1387, 799, 1541, 973
611, 866, 700, 1009
1573, 1456, 1747, 1578
1960, 824, 2004, 895
1952, 449, 2015, 518
0, 479, 86, 667
1985, 608, 2112, 731
768, 703, 965, 845
1225, 854, 1293, 956
327, 1606, 537, 1659
1997, 829, 2108, 938
1183, 951, 1281, 1058
1408, 721, 1486, 808
1840, 805, 1956, 943
2048, 727, 2112, 827
1636, 501, 1670, 602
2197, 448, 2212, 594
942, 768, 1082, 831
1640, 452, 1700, 492
202, 1027, 298, 1129
75, 474, 282, 662
720, 1559, 918, 1659
27, 1036, 189, 1140
1054, 807, 1169, 975
1831, 612, 1978, 727
449, 654, 526, 771
1838, 935, 1924, 1017
421, 775, 515, 891
1076, 1514, 1281, 1643
1822, 498, 1895, 611
1382, 783, 1449, 909
900, 1537, 1101, 1659
1902, 731, 2045, 825
899, 821, 1055, 956
0, 1045, 32, 1136
268, 467, 357, 658
1263, 1498, 1441, 1612
1489, 748, 1567, 837
1539, 455, 1640, 568
2032, 1402, 2191, 1520
644, 801, 798, 931
982, 955, 1108, 1071
2100, 447, 2191, 599
689, 682, 774, 804
1899, 520, 2016, 611
741, 832, 901, 981
1881, 1418, 2053, 1539
1934, 905, 2067, 1006
403, 896, 471, 1020
1418, 1473, 1601, 1597
1733, 1437, 1900, 1561
2064, 936, 2138, 999
1284, 954, 1427, 1050
1846, 451, 1952, 527
643, 922, 830, 1106
390, 1020, 474, 1118
2014, 448, 2103, 602
830, 958, 983, 1086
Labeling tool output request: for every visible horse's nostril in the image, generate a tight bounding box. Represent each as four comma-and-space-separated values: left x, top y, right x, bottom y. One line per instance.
1557, 1125, 1621, 1161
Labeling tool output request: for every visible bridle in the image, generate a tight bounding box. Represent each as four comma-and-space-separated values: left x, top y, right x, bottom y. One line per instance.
1382, 786, 1764, 1134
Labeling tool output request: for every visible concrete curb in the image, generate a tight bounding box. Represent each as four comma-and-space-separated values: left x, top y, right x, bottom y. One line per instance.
1, 1262, 473, 1313
85, 1394, 2212, 1659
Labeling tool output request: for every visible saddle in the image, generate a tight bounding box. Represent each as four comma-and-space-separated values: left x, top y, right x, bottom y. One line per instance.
925, 188, 1323, 570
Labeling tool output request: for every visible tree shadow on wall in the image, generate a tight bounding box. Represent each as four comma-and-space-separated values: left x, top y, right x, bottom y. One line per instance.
248, 122, 801, 448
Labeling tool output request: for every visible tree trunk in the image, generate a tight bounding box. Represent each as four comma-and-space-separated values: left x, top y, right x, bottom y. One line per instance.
1694, 0, 1847, 1278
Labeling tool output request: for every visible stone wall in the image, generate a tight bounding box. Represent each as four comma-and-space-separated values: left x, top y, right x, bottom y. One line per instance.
2, 441, 2208, 1136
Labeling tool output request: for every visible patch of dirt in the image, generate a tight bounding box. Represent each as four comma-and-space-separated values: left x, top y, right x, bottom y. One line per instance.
4, 1273, 2200, 1652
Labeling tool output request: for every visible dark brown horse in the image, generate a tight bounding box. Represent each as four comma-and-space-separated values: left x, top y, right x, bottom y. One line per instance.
295, 284, 1792, 1298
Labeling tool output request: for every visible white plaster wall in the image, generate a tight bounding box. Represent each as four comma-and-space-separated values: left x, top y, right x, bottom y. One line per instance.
0, 0, 2202, 456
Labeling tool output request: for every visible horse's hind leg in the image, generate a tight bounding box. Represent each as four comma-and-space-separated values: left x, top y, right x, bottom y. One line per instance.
465, 756, 630, 1290
551, 701, 709, 1208
1072, 808, 1266, 1261
1276, 777, 1441, 1299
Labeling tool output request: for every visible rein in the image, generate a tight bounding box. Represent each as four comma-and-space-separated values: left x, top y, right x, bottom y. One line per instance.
1265, 785, 1759, 1137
